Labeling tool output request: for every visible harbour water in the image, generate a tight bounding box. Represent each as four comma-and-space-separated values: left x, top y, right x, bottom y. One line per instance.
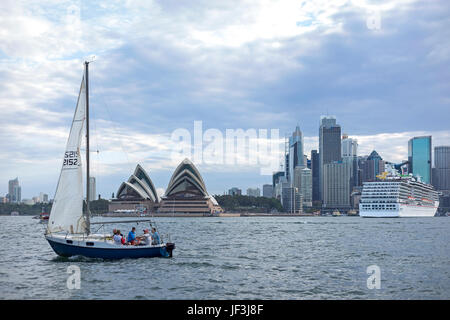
0, 216, 449, 300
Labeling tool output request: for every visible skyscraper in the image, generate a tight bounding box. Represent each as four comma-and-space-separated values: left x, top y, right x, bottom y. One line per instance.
323, 161, 351, 210
360, 150, 385, 182
319, 116, 341, 201
408, 136, 432, 184
311, 150, 320, 203
288, 125, 304, 185
342, 134, 359, 188
433, 146, 450, 191
300, 167, 312, 207
8, 178, 21, 203
263, 184, 274, 198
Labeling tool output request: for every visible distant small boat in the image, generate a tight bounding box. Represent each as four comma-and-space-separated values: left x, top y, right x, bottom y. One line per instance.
332, 210, 341, 217
45, 61, 175, 259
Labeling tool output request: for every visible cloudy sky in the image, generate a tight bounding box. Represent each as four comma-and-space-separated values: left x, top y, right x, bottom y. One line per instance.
1, 0, 449, 199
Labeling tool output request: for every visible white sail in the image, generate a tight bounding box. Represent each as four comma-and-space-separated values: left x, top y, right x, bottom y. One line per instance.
47, 75, 88, 234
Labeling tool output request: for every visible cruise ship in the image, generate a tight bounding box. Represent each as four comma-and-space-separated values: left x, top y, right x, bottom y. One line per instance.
359, 165, 439, 218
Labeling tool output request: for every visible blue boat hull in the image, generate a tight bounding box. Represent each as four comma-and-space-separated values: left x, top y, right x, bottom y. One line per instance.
47, 238, 174, 259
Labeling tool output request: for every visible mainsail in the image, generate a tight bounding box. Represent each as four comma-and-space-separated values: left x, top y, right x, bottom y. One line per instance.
47, 75, 88, 234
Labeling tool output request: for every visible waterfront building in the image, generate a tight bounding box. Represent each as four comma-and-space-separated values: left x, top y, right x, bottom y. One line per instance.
39, 192, 49, 203
360, 151, 385, 182
300, 167, 312, 207
89, 177, 97, 201
158, 159, 223, 215
272, 171, 285, 188
274, 175, 287, 201
247, 187, 261, 197
408, 136, 432, 184
281, 183, 302, 213
323, 161, 352, 211
109, 164, 159, 214
432, 146, 450, 191
319, 116, 342, 201
311, 150, 320, 202
8, 177, 21, 203
228, 187, 242, 196
262, 184, 274, 198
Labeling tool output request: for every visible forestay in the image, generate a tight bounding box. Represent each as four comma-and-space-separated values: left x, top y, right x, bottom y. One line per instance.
47, 75, 88, 234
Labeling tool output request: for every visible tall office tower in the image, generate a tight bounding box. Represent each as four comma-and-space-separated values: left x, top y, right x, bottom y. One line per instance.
408, 136, 432, 184
247, 187, 261, 197
300, 167, 312, 207
360, 150, 385, 182
341, 134, 358, 158
274, 175, 287, 201
263, 184, 274, 198
311, 150, 320, 202
89, 177, 97, 201
319, 116, 342, 201
342, 134, 359, 188
272, 171, 285, 187
282, 183, 302, 213
8, 177, 21, 203
288, 126, 305, 183
323, 161, 351, 210
433, 146, 450, 191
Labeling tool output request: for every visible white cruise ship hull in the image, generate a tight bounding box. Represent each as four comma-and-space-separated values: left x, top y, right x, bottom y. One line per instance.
360, 202, 438, 218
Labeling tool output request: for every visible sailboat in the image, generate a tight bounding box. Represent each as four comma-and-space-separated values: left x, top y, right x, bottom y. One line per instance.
45, 61, 175, 259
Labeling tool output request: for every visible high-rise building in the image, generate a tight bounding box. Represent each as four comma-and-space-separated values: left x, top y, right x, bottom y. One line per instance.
247, 187, 261, 197
408, 136, 432, 184
323, 161, 352, 210
228, 187, 242, 196
288, 126, 305, 184
311, 150, 320, 202
433, 146, 450, 191
8, 178, 21, 203
342, 134, 359, 188
89, 177, 97, 201
319, 116, 341, 201
300, 167, 312, 207
272, 171, 285, 188
262, 184, 274, 198
360, 151, 385, 182
341, 134, 358, 158
282, 184, 302, 213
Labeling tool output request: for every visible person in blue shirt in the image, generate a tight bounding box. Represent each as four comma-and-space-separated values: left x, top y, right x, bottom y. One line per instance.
151, 227, 160, 245
127, 227, 137, 245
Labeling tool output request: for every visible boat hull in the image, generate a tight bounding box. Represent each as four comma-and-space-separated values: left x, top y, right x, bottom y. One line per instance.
360, 203, 438, 218
46, 235, 174, 259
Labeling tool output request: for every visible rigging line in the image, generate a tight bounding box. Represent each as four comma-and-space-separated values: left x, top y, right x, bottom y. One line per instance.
99, 94, 133, 174
88, 62, 100, 198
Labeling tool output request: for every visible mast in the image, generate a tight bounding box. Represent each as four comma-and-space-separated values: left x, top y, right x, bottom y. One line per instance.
85, 61, 91, 235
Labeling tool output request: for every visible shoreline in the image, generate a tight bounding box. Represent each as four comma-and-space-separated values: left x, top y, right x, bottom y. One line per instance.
99, 212, 332, 218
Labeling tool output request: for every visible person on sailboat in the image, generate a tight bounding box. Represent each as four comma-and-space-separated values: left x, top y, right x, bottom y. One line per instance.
127, 227, 137, 245
151, 227, 160, 245
137, 229, 152, 246
113, 230, 122, 245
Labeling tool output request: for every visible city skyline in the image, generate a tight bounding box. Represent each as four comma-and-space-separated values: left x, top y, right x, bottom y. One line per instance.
1, 0, 449, 199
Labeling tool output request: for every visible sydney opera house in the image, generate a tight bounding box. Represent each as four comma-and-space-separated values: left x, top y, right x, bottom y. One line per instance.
109, 159, 223, 216
109, 164, 159, 214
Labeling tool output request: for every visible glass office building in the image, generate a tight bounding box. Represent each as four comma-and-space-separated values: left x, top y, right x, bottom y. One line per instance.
408, 136, 432, 184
